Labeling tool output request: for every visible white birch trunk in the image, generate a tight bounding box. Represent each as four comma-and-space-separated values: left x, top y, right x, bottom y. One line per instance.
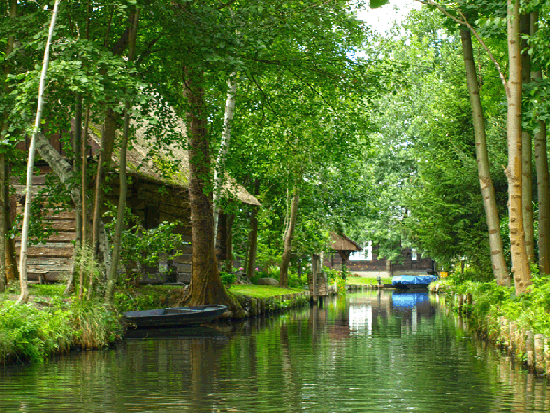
506, 0, 531, 294
17, 0, 61, 304
460, 28, 510, 286
531, 12, 550, 274
213, 74, 237, 246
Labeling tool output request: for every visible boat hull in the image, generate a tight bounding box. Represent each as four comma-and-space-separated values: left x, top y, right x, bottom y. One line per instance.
391, 275, 438, 289
124, 305, 228, 329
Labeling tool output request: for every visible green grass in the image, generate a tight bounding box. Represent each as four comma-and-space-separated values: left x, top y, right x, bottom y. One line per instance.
29, 284, 66, 297
346, 276, 392, 285
230, 284, 304, 298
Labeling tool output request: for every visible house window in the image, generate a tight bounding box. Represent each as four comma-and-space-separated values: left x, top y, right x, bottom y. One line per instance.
412, 249, 417, 261
366, 241, 372, 261
349, 240, 373, 261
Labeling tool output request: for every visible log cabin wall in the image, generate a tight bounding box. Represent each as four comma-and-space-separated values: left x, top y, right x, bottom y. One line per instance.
325, 245, 436, 276
104, 173, 194, 284
12, 171, 76, 283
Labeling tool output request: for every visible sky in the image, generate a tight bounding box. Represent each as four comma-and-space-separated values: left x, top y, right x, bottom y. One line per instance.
357, 0, 421, 33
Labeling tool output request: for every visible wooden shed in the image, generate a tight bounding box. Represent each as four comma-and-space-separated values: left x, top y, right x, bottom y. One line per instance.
12, 119, 260, 283
329, 232, 362, 270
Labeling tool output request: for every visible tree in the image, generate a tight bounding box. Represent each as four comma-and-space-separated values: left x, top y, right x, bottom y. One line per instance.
105, 8, 139, 305
530, 10, 550, 275
460, 27, 509, 286
18, 0, 61, 304
505, 0, 530, 294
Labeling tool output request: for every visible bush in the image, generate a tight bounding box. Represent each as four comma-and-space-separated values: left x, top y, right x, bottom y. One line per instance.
220, 272, 237, 288
69, 299, 123, 349
449, 275, 550, 337
0, 300, 74, 363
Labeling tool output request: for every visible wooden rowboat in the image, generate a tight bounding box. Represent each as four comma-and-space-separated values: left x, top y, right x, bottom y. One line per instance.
124, 305, 228, 329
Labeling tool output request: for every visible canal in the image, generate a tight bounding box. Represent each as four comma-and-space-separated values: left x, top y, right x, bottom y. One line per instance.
1, 291, 549, 412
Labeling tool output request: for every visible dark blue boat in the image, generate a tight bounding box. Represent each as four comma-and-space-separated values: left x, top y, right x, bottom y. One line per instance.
124, 305, 227, 329
391, 275, 438, 289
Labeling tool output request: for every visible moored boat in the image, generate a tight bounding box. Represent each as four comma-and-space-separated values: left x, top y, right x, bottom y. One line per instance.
391, 274, 438, 289
124, 305, 228, 329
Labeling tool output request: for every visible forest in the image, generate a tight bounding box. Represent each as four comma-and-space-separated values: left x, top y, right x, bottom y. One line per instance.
1, 0, 550, 314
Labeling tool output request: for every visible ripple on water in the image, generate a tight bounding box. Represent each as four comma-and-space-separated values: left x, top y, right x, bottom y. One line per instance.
1, 292, 550, 412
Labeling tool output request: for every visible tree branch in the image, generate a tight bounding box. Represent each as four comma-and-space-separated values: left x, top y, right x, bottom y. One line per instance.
416, 0, 507, 91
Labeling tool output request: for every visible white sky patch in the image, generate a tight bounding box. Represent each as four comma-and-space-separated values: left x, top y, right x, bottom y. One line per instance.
357, 0, 421, 33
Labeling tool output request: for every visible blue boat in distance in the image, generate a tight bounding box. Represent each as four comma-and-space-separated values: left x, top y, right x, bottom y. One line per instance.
392, 274, 438, 289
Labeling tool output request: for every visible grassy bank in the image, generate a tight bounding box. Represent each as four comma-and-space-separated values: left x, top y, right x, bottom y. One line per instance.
346, 276, 392, 285
0, 283, 309, 365
0, 284, 123, 364
431, 274, 550, 372
230, 285, 304, 298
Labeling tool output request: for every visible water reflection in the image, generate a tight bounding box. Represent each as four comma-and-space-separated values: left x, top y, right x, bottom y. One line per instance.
1, 291, 549, 412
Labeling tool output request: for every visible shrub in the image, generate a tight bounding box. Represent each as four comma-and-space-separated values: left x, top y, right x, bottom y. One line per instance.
0, 301, 74, 363
220, 272, 237, 288
69, 299, 123, 349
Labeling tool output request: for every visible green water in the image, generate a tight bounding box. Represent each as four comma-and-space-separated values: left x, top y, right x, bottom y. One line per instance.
1, 291, 549, 412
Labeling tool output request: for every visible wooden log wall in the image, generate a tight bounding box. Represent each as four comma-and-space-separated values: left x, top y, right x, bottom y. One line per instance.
13, 176, 76, 283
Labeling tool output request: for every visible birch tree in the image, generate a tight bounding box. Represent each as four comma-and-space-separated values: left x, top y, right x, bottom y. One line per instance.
18, 0, 61, 304
506, 0, 531, 294
460, 27, 510, 286
530, 11, 550, 275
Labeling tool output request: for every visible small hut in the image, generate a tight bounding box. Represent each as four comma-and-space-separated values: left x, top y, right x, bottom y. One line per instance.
12, 114, 260, 283
329, 232, 362, 272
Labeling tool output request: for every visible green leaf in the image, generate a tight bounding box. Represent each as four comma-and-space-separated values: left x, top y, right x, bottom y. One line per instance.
370, 0, 389, 8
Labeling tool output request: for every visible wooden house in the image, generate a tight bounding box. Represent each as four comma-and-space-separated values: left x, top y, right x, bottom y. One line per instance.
327, 232, 362, 272
325, 237, 436, 277
12, 120, 260, 284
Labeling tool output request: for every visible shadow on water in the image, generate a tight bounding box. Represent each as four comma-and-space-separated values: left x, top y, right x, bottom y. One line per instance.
1, 291, 550, 412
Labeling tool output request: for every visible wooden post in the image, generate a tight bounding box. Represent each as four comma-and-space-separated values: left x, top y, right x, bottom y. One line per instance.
498, 316, 510, 348
544, 336, 550, 376
534, 333, 545, 373
466, 293, 472, 314
526, 330, 535, 369
312, 253, 320, 304
509, 321, 517, 354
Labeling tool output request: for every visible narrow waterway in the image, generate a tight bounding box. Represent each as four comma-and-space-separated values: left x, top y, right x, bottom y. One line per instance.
1, 291, 549, 412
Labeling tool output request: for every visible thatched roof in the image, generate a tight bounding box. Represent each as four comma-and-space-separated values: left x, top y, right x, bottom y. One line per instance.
87, 112, 260, 206
330, 232, 362, 252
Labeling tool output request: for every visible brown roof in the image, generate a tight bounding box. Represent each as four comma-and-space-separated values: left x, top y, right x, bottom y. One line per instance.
87, 112, 260, 206
330, 232, 362, 252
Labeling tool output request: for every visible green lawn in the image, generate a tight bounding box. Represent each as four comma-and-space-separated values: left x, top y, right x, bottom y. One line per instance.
346, 276, 392, 285
230, 284, 304, 298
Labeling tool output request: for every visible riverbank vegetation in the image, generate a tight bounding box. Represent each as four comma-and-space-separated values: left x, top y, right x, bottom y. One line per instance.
2, 0, 550, 371
0, 281, 310, 364
431, 273, 550, 373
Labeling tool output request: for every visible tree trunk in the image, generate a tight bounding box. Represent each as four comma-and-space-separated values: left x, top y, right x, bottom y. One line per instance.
224, 213, 234, 273
246, 204, 259, 281
246, 179, 260, 280
0, 155, 6, 292
105, 10, 139, 306
213, 74, 237, 245
280, 184, 299, 288
183, 66, 232, 307
386, 259, 392, 277
506, 0, 531, 294
520, 13, 534, 263
18, 0, 61, 304
72, 95, 83, 297
92, 108, 119, 258
531, 12, 550, 275
460, 28, 510, 286
1, 0, 17, 291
